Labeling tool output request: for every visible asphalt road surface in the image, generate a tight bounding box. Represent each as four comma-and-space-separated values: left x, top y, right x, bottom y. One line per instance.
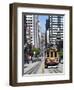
24, 60, 63, 74
44, 63, 63, 74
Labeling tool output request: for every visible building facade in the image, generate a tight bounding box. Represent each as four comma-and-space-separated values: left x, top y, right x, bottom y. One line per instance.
33, 15, 40, 48
45, 14, 64, 48
23, 14, 41, 49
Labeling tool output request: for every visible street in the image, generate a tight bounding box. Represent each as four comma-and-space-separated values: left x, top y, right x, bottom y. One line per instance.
44, 63, 63, 74
24, 59, 63, 75
24, 61, 41, 74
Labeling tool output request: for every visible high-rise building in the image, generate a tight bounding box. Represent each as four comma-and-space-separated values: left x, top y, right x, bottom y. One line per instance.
25, 15, 34, 45
22, 14, 27, 45
33, 15, 40, 48
23, 14, 41, 49
45, 14, 64, 48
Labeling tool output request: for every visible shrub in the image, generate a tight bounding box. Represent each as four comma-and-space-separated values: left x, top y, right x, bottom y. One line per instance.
59, 50, 63, 59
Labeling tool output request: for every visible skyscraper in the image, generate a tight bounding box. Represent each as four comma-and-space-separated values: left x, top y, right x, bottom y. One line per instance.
45, 14, 64, 48
23, 14, 41, 49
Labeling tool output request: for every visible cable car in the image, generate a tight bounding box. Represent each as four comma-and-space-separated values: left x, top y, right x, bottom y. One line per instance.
45, 47, 59, 68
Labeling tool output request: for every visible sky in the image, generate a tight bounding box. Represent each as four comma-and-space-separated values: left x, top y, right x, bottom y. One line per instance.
39, 15, 48, 33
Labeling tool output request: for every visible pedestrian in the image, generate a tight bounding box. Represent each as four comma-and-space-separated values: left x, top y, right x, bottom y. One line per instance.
24, 53, 29, 64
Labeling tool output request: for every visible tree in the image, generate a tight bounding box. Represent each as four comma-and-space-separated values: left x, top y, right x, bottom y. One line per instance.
59, 49, 63, 59
32, 48, 40, 57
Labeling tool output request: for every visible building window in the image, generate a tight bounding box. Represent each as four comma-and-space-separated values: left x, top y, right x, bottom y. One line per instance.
52, 18, 58, 22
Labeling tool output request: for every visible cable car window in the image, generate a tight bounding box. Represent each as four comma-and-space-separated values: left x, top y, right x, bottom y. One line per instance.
47, 51, 49, 57
51, 52, 53, 57
55, 52, 57, 57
